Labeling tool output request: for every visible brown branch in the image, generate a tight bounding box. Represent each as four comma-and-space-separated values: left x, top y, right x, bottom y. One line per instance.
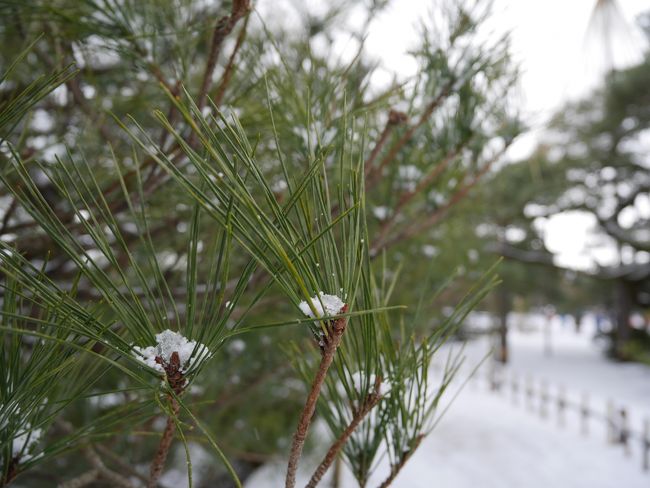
54, 420, 134, 488
285, 305, 349, 488
95, 445, 149, 485
212, 13, 251, 107
376, 434, 424, 488
366, 85, 453, 189
372, 144, 464, 248
57, 469, 99, 488
147, 352, 187, 488
364, 111, 408, 178
394, 144, 464, 213
1, 457, 19, 487
82, 445, 134, 488
147, 402, 180, 488
371, 143, 510, 256
197, 0, 251, 112
305, 377, 383, 488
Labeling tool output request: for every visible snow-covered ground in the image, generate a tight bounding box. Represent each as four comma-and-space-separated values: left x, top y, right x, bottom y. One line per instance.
247, 314, 650, 487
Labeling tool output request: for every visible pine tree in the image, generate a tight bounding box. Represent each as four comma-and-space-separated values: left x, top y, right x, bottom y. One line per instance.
0, 1, 518, 486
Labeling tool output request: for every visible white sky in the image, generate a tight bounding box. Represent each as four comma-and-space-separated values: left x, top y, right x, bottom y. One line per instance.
358, 0, 648, 155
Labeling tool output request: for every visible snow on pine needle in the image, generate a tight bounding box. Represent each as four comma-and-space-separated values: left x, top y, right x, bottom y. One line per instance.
132, 329, 210, 375
298, 292, 345, 319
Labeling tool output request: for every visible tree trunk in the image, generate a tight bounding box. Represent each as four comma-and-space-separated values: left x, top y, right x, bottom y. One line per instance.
496, 287, 509, 363
613, 279, 632, 360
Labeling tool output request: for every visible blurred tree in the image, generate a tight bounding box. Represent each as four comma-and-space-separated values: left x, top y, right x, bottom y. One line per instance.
480, 36, 650, 360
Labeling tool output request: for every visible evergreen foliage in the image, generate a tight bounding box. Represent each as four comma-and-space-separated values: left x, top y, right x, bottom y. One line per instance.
0, 1, 518, 486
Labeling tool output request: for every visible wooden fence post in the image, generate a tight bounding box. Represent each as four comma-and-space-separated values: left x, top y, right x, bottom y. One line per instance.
580, 393, 589, 437
557, 385, 566, 428
526, 375, 534, 412
643, 418, 649, 472
489, 365, 503, 393
540, 380, 548, 420
606, 400, 615, 444
619, 408, 630, 456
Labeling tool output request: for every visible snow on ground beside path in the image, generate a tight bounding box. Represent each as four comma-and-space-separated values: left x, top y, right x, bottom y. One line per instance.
247, 313, 650, 487
506, 314, 650, 419
247, 384, 649, 488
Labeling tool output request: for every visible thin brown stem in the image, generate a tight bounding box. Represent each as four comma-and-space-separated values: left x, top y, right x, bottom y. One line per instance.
57, 469, 99, 488
376, 434, 424, 488
305, 379, 382, 488
364, 110, 407, 178
285, 305, 349, 488
147, 352, 186, 488
213, 13, 250, 107
95, 445, 149, 485
370, 143, 510, 256
147, 399, 180, 488
372, 145, 463, 248
366, 85, 452, 189
197, 0, 251, 112
54, 420, 134, 488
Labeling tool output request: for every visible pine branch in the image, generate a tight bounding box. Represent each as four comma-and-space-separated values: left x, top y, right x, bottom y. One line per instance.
376, 434, 424, 488
305, 378, 383, 488
57, 470, 99, 488
364, 110, 407, 178
55, 421, 135, 488
196, 0, 251, 112
366, 85, 453, 189
147, 404, 179, 488
213, 13, 250, 107
371, 143, 510, 255
147, 352, 186, 488
371, 143, 465, 248
285, 305, 349, 488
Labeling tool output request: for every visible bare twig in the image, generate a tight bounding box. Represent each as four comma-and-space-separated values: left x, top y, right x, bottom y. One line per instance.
82, 446, 134, 488
285, 305, 349, 488
54, 420, 134, 488
57, 469, 99, 488
306, 377, 383, 488
95, 445, 149, 485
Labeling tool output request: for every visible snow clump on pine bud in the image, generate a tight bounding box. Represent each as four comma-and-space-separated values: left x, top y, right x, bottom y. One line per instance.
132, 329, 210, 374
298, 292, 345, 319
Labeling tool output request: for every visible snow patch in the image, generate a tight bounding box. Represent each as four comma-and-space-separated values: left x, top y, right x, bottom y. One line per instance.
132, 330, 210, 374
298, 292, 345, 319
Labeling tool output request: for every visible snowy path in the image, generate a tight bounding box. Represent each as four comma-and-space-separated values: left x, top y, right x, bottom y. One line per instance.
247, 316, 650, 487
